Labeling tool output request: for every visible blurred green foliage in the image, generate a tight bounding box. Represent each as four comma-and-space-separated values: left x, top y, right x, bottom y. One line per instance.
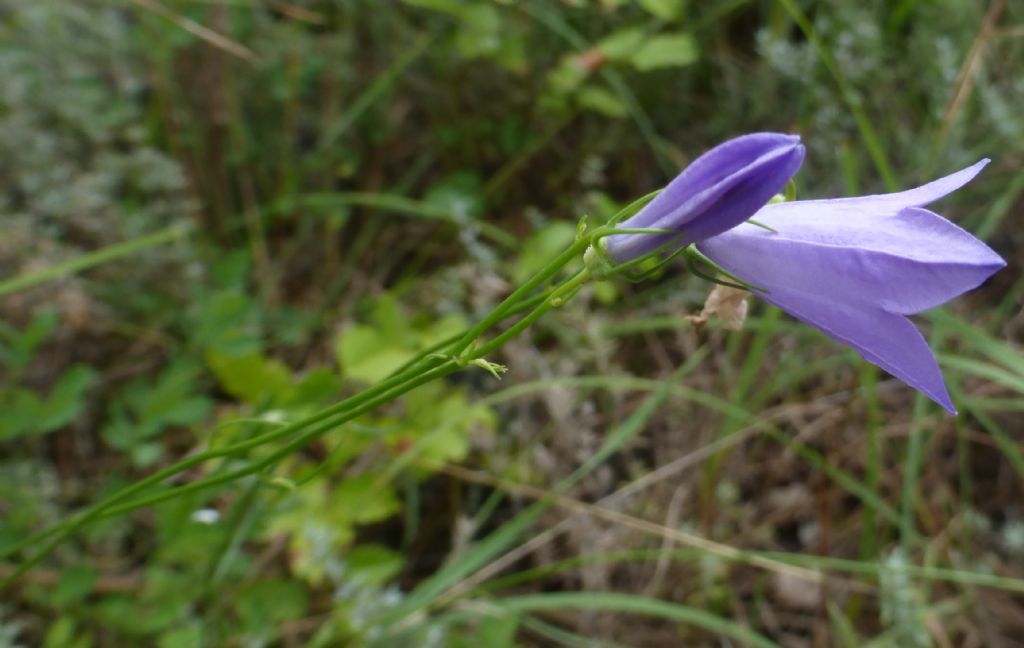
0, 0, 1022, 646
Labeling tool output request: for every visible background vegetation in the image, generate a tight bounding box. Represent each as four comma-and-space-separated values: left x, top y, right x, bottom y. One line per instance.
1, 0, 1022, 645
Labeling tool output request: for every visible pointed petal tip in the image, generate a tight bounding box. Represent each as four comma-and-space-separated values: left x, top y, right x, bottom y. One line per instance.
956, 157, 991, 182
929, 386, 957, 415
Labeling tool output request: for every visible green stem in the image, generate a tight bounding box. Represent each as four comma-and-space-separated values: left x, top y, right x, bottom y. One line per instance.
0, 225, 188, 298
1, 359, 461, 588
4, 218, 679, 586
103, 265, 596, 517
76, 266, 594, 520
105, 361, 460, 516
476, 269, 591, 358
448, 237, 592, 358
2, 233, 599, 587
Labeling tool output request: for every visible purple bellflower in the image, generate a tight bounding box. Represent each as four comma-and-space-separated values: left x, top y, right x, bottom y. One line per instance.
604, 133, 806, 263
697, 160, 1005, 413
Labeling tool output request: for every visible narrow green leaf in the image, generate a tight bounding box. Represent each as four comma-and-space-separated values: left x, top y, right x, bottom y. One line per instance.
498, 592, 781, 648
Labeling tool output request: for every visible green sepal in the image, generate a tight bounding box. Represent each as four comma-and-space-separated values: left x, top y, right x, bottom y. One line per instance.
607, 189, 661, 226
620, 242, 690, 283
683, 247, 768, 293
785, 179, 797, 202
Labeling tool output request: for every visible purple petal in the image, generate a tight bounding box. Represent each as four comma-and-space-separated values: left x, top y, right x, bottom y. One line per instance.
699, 205, 1005, 315
755, 287, 955, 413
695, 160, 1005, 412
605, 133, 804, 262
754, 158, 990, 223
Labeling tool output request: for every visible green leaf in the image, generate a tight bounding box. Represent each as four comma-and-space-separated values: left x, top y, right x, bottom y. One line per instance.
404, 0, 466, 15
637, 0, 684, 21
38, 365, 97, 433
370, 292, 411, 341
421, 313, 467, 348
43, 618, 91, 648
630, 33, 698, 71
158, 625, 203, 648
336, 295, 466, 384
235, 579, 309, 629
133, 359, 212, 427
597, 27, 647, 61
284, 367, 342, 407
93, 593, 182, 636
333, 475, 400, 525
0, 388, 43, 441
191, 289, 261, 356
336, 325, 415, 384
346, 544, 404, 586
513, 222, 577, 284
478, 612, 521, 648
498, 592, 781, 648
266, 484, 355, 583
576, 85, 628, 118
207, 351, 293, 406
386, 383, 495, 470
131, 442, 164, 468
101, 404, 155, 451
51, 566, 97, 607
0, 310, 59, 371
100, 360, 211, 463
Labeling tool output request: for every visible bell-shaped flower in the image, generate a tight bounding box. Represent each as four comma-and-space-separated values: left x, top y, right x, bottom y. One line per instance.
697, 160, 1006, 413
604, 133, 806, 263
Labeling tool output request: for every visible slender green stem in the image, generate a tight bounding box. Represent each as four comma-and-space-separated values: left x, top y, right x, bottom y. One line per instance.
449, 237, 592, 358
2, 230, 600, 587
105, 265, 598, 518
0, 224, 188, 298
103, 361, 461, 516
2, 351, 452, 555
85, 267, 596, 520
476, 270, 591, 358
3, 218, 679, 587
2, 360, 461, 588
